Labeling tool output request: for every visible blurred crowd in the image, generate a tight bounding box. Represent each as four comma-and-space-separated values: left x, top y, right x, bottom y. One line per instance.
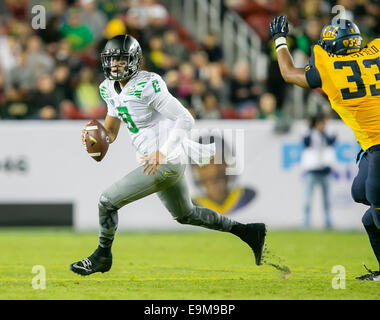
0, 0, 379, 121
227, 0, 380, 118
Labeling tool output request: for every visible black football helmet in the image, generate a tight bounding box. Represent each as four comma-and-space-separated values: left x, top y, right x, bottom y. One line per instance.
101, 34, 142, 81
318, 19, 362, 55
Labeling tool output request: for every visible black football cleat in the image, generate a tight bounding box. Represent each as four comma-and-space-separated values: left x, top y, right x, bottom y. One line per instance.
70, 249, 112, 276
236, 223, 267, 266
356, 265, 380, 281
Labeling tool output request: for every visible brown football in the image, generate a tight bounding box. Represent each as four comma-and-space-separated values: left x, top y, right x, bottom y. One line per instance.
84, 120, 110, 162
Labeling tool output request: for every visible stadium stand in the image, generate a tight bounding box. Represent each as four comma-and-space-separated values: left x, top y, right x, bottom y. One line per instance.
0, 0, 379, 120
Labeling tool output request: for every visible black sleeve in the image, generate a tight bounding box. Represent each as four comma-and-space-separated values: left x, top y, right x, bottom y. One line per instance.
305, 45, 322, 89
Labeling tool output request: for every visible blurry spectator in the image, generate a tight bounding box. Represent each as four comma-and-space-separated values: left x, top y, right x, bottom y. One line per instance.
145, 35, 173, 75
336, 0, 355, 21
201, 33, 223, 63
7, 0, 28, 21
127, 0, 168, 29
55, 39, 83, 74
124, 6, 145, 40
302, 0, 331, 19
296, 17, 322, 59
130, 0, 169, 44
199, 93, 222, 119
355, 1, 380, 43
164, 69, 180, 96
79, 0, 108, 42
1, 86, 31, 119
0, 28, 18, 73
145, 0, 169, 23
190, 79, 207, 115
28, 0, 53, 13
103, 17, 126, 41
286, 2, 302, 28
177, 63, 195, 105
26, 36, 55, 80
364, 1, 380, 35
4, 0, 375, 123
190, 50, 210, 82
30, 74, 61, 120
123, 9, 144, 46
358, 14, 378, 44
53, 63, 82, 120
8, 19, 32, 48
229, 60, 261, 118
75, 66, 106, 119
144, 0, 169, 38
5, 50, 34, 93
163, 30, 188, 65
60, 8, 94, 52
39, 15, 62, 48
301, 113, 337, 229
54, 63, 74, 102
164, 68, 193, 114
98, 0, 118, 20
258, 93, 281, 120
207, 63, 229, 105
37, 0, 66, 45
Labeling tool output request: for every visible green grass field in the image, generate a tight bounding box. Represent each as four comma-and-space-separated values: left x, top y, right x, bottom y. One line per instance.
0, 227, 379, 300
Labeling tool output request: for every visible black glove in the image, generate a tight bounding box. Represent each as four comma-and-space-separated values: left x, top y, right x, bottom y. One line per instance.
270, 14, 289, 41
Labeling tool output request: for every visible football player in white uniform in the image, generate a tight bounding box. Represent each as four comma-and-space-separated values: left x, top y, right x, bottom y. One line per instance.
70, 35, 266, 275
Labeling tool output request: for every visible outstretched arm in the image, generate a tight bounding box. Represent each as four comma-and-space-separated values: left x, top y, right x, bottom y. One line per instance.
276, 46, 309, 88
270, 15, 310, 88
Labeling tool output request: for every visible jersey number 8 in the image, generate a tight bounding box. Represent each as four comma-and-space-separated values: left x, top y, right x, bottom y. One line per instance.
117, 106, 139, 133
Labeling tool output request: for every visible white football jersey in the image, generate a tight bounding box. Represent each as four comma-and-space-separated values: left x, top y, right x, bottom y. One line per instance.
99, 71, 180, 160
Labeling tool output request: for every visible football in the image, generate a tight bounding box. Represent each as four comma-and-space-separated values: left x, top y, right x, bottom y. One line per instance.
84, 120, 110, 162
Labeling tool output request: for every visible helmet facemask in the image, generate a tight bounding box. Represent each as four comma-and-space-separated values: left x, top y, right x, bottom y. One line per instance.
101, 50, 140, 81
101, 48, 142, 81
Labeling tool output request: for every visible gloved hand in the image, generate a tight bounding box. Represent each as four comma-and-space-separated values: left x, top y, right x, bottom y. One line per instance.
270, 14, 289, 41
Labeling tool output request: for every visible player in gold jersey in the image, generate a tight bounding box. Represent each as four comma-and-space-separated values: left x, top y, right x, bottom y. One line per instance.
270, 15, 380, 280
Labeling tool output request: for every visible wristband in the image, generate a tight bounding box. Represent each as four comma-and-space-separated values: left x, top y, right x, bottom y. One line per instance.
275, 37, 287, 51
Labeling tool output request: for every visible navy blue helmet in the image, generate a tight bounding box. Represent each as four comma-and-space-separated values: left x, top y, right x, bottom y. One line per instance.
318, 19, 362, 55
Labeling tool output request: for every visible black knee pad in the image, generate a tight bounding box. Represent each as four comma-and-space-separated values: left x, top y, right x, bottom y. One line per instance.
351, 178, 370, 205
99, 194, 118, 212
174, 207, 196, 225
362, 210, 373, 228
362, 208, 380, 231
